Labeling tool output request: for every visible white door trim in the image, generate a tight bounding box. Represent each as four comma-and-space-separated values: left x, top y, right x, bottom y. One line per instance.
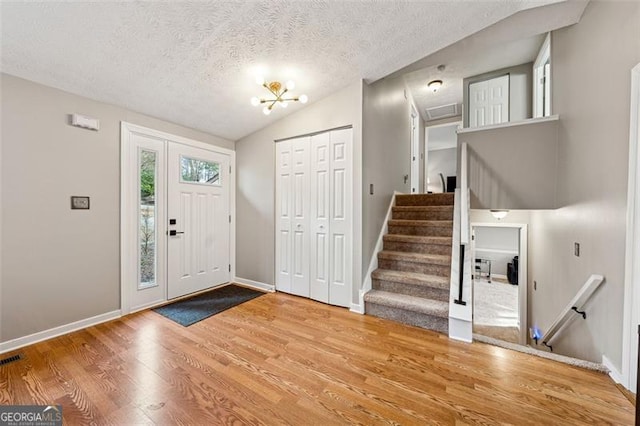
120, 122, 236, 315
410, 105, 419, 193
622, 62, 640, 392
533, 32, 552, 118
470, 222, 528, 345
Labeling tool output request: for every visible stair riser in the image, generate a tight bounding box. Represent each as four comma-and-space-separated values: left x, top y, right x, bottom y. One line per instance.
378, 258, 450, 277
388, 225, 453, 237
392, 210, 453, 221
395, 194, 454, 207
365, 302, 448, 334
372, 279, 449, 301
383, 240, 451, 255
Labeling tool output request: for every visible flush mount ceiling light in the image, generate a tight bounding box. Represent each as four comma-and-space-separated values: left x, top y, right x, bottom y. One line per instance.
428, 79, 443, 93
250, 77, 308, 115
490, 209, 510, 220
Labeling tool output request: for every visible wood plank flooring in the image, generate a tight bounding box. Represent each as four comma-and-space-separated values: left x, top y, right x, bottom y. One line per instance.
0, 291, 635, 425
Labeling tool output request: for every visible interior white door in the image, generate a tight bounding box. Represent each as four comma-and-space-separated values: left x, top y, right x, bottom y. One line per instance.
469, 75, 509, 127
276, 129, 351, 308
275, 141, 293, 293
310, 132, 330, 303
329, 128, 352, 307
290, 138, 311, 297
275, 137, 310, 297
167, 142, 230, 299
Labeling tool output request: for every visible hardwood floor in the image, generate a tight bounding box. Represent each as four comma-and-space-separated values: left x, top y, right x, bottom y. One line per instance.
1, 291, 635, 425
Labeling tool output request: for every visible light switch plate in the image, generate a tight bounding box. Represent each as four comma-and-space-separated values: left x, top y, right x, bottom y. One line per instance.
71, 196, 90, 210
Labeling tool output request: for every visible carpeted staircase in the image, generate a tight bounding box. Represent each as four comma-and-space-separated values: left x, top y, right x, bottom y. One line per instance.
364, 193, 454, 334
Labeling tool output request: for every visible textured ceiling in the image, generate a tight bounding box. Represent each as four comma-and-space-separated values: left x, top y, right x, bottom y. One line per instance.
1, 1, 562, 140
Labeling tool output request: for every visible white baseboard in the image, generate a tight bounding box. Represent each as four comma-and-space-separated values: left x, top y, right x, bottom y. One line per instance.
363, 192, 399, 294
0, 310, 122, 354
350, 291, 365, 314
234, 277, 275, 293
602, 355, 624, 385
449, 317, 473, 343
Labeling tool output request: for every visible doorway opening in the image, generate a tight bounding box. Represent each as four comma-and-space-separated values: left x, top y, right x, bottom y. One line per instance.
425, 121, 460, 193
471, 222, 528, 345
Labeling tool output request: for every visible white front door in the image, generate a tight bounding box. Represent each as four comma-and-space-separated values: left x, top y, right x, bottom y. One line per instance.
469, 75, 509, 127
167, 142, 230, 299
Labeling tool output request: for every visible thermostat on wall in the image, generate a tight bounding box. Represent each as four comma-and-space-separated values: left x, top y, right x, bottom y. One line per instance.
70, 113, 100, 131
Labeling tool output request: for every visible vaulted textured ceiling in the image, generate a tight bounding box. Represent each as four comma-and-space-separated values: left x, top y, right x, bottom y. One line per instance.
1, 1, 561, 140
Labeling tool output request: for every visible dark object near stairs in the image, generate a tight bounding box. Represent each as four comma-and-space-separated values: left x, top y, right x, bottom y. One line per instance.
507, 255, 519, 285
364, 193, 454, 334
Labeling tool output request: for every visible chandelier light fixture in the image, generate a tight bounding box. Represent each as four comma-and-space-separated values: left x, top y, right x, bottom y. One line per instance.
251, 77, 308, 115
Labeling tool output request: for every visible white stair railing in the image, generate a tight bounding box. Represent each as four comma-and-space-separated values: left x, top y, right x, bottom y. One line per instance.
536, 274, 605, 351
449, 143, 473, 343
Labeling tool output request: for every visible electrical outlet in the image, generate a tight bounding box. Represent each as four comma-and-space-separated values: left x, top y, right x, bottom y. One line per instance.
574, 242, 580, 257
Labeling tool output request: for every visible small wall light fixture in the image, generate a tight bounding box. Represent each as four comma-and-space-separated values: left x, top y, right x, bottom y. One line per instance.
490, 209, 509, 220
428, 79, 443, 92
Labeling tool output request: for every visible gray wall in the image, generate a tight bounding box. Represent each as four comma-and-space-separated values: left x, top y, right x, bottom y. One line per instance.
463, 62, 533, 128
427, 148, 456, 193
459, 118, 559, 209
528, 0, 640, 367
362, 76, 414, 277
0, 74, 233, 343
235, 81, 363, 303
475, 226, 519, 276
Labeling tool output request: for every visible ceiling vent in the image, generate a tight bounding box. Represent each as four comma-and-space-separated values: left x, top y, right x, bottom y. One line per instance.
425, 103, 460, 121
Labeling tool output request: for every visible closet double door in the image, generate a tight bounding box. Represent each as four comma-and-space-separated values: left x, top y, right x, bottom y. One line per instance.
275, 128, 352, 308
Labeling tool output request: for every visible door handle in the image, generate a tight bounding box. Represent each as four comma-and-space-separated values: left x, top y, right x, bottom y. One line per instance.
168, 230, 185, 236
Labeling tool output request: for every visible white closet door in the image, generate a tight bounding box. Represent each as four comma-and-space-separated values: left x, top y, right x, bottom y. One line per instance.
310, 132, 331, 303
329, 128, 352, 307
469, 75, 509, 127
275, 141, 293, 293
276, 137, 311, 297
290, 137, 311, 297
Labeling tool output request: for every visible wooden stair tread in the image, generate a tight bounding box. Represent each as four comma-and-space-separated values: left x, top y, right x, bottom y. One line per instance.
393, 205, 453, 211
364, 290, 448, 318
378, 250, 450, 265
372, 269, 449, 290
383, 234, 452, 245
395, 193, 455, 207
388, 219, 453, 227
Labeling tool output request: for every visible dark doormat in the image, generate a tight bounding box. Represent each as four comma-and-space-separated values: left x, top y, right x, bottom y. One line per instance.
153, 284, 265, 326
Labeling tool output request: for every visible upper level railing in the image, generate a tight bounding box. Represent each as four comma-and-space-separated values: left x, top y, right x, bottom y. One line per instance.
535, 274, 605, 351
